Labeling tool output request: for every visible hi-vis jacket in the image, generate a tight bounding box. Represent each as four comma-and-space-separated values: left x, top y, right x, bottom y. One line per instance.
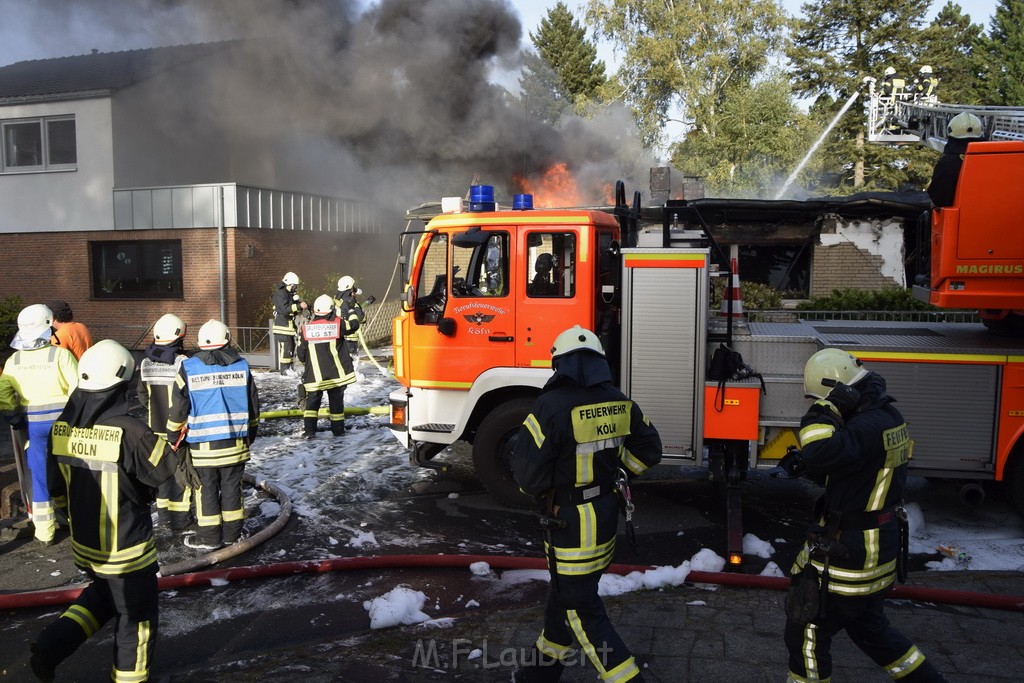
332, 290, 364, 342
51, 411, 178, 577
792, 373, 911, 597
167, 349, 260, 467
296, 314, 356, 392
2, 345, 78, 422
137, 346, 186, 438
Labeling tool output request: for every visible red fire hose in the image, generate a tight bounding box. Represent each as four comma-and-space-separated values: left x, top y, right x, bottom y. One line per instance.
3, 471, 1022, 614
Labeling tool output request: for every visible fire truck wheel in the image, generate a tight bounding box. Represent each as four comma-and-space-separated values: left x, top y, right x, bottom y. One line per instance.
472, 398, 535, 509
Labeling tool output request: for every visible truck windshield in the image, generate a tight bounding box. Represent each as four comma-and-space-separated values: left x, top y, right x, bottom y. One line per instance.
453, 232, 508, 297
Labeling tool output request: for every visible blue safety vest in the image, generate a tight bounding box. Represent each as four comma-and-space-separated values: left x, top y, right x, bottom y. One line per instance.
182, 356, 250, 443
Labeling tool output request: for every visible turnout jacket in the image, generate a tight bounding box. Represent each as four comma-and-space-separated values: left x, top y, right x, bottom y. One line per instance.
137, 341, 187, 438
927, 136, 971, 207
51, 389, 179, 577
296, 312, 356, 391
272, 282, 303, 335
792, 372, 911, 597
512, 351, 662, 495
333, 290, 364, 342
166, 347, 260, 467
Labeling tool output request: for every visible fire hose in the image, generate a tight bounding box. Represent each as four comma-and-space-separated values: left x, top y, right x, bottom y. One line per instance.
2, 464, 1023, 617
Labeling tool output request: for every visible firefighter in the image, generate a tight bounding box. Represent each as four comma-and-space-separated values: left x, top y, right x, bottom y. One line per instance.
880, 67, 906, 99
167, 319, 260, 550
48, 299, 93, 361
297, 294, 358, 438
779, 348, 948, 683
530, 253, 557, 296
138, 313, 194, 534
29, 340, 180, 683
510, 325, 662, 683
3, 304, 78, 545
927, 112, 987, 208
272, 271, 307, 376
333, 275, 365, 359
912, 65, 938, 101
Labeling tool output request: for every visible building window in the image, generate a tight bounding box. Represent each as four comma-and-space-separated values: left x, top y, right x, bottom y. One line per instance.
2, 116, 76, 171
91, 240, 183, 299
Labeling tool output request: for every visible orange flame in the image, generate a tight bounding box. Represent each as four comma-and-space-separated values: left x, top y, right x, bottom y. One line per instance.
512, 163, 581, 208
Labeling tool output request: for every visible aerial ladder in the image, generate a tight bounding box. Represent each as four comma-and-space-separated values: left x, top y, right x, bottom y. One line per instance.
864, 77, 1024, 150
863, 78, 1024, 325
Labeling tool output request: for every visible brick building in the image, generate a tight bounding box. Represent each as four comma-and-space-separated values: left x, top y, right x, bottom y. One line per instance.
0, 42, 401, 347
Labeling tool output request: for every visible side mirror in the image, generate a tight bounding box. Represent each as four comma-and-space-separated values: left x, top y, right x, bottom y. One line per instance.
437, 317, 456, 337
402, 287, 415, 311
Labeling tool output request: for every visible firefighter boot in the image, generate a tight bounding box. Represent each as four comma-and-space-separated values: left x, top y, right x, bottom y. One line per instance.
331, 419, 346, 437
29, 642, 56, 683
303, 416, 318, 439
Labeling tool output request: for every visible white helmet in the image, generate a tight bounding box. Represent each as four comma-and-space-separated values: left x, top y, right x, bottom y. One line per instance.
153, 313, 187, 345
337, 275, 355, 292
948, 112, 984, 139
551, 325, 605, 359
197, 319, 230, 349
919, 65, 933, 74
313, 294, 335, 315
283, 272, 300, 287
78, 339, 135, 391
803, 348, 869, 399
883, 66, 896, 76
16, 304, 53, 342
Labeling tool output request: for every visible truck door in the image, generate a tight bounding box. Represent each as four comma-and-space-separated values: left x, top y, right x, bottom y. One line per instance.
516, 228, 593, 368
405, 228, 516, 388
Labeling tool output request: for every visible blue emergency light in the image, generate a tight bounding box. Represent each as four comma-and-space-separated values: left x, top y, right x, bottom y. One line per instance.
513, 194, 534, 210
469, 185, 496, 212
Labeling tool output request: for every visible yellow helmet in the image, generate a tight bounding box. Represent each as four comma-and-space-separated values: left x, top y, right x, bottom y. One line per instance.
79, 340, 135, 391
803, 348, 868, 399
551, 325, 604, 359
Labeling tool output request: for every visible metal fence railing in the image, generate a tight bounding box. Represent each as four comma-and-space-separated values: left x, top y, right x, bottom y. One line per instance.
748, 309, 982, 324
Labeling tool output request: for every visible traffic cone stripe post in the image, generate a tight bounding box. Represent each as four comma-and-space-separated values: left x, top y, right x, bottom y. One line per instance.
717, 258, 749, 330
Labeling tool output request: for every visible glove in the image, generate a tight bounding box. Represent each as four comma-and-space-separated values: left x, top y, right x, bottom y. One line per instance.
5, 412, 26, 431
779, 447, 807, 478
825, 383, 860, 418
173, 446, 202, 490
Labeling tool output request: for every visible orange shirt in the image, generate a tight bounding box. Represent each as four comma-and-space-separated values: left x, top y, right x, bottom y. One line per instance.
52, 321, 93, 361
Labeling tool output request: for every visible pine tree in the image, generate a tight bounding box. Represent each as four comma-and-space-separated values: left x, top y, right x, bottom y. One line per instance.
919, 2, 986, 105
519, 2, 606, 123
983, 0, 1024, 105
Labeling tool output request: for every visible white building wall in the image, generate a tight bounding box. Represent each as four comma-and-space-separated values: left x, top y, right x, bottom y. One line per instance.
0, 97, 115, 232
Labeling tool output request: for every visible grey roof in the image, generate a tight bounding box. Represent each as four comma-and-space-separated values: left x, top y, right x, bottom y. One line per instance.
0, 41, 235, 101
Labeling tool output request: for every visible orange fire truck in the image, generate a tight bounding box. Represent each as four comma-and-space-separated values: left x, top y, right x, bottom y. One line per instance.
387, 144, 1024, 564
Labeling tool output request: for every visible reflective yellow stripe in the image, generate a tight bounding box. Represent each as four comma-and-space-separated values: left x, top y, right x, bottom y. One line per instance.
552, 537, 615, 561
63, 604, 100, 635
601, 655, 641, 682
802, 623, 820, 680
799, 424, 834, 446
864, 528, 879, 568
523, 414, 544, 449
575, 452, 594, 486
72, 538, 154, 562
579, 503, 596, 548
886, 645, 927, 679
222, 507, 245, 522
147, 439, 166, 468
100, 471, 116, 552
567, 609, 609, 678
620, 448, 647, 475
134, 620, 152, 678
536, 632, 574, 661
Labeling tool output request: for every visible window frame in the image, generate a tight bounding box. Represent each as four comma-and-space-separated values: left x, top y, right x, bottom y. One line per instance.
91, 239, 184, 300
1, 115, 77, 173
